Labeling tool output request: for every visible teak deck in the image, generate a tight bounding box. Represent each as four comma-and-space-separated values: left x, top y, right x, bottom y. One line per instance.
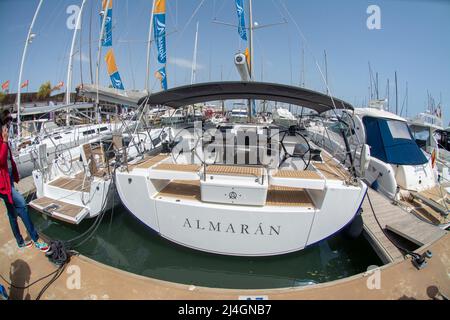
273, 170, 322, 180
266, 186, 315, 208
153, 163, 201, 172
405, 198, 447, 225
419, 183, 450, 203
312, 162, 348, 181
49, 176, 90, 192
416, 184, 449, 206
405, 184, 449, 225
30, 196, 85, 219
156, 180, 315, 207
206, 165, 263, 177
133, 154, 170, 169
156, 180, 201, 201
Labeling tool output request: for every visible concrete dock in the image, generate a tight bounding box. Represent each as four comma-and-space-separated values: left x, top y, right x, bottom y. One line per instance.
0, 178, 449, 300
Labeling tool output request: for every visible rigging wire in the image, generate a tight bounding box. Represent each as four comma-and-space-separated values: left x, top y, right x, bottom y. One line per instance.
276, 0, 362, 172
277, 0, 340, 112
174, 0, 207, 46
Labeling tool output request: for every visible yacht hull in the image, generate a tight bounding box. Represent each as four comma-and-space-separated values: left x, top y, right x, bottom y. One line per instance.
115, 170, 367, 257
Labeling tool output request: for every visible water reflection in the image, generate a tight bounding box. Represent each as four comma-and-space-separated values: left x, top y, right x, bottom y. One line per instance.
30, 205, 382, 289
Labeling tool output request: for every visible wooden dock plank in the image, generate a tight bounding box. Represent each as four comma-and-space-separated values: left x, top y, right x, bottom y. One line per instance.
361, 188, 447, 263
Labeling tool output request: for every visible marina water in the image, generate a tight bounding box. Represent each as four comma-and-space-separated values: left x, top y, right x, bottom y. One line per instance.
30, 205, 382, 289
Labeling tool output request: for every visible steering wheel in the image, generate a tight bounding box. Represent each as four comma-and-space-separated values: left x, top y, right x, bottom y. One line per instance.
275, 129, 312, 169
54, 144, 73, 174
170, 126, 217, 165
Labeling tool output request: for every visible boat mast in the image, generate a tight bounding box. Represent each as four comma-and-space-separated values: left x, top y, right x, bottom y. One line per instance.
145, 0, 156, 93
387, 78, 390, 112
301, 42, 305, 87
191, 21, 199, 85
88, 0, 94, 84
66, 0, 87, 126
395, 71, 398, 115
17, 0, 44, 138
248, 0, 254, 79
368, 62, 373, 100
247, 0, 254, 122
405, 81, 409, 119
376, 72, 379, 100
95, 0, 111, 123
324, 50, 329, 95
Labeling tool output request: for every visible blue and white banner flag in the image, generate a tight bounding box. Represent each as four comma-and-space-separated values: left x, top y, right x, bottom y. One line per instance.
101, 0, 113, 47
105, 49, 124, 90
153, 0, 167, 64
110, 72, 124, 90
155, 67, 167, 90
235, 0, 247, 41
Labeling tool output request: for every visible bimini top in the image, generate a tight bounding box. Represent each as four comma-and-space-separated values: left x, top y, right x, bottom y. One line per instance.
141, 81, 354, 114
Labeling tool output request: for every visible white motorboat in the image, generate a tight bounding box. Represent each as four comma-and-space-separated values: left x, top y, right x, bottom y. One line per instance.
114, 82, 368, 257
210, 114, 227, 126
160, 108, 186, 125
228, 106, 249, 124
272, 107, 298, 128
310, 103, 449, 227
408, 111, 450, 181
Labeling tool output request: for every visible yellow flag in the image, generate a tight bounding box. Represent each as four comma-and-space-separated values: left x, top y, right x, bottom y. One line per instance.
244, 47, 251, 72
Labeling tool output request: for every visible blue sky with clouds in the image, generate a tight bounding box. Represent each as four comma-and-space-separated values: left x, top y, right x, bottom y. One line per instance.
0, 0, 449, 124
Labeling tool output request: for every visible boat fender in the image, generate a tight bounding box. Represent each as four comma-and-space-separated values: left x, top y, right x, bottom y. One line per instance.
344, 209, 363, 239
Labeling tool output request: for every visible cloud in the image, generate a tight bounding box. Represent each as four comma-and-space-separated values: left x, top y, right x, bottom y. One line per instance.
169, 57, 205, 70
74, 52, 90, 63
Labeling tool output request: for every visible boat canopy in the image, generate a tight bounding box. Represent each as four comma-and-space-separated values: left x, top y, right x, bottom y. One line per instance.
77, 84, 146, 107
363, 116, 428, 165
142, 81, 354, 114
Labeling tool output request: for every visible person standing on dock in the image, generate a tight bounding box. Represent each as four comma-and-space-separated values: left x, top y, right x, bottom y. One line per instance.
0, 110, 49, 252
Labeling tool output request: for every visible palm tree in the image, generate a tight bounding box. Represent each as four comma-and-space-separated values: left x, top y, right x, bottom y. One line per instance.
37, 81, 52, 100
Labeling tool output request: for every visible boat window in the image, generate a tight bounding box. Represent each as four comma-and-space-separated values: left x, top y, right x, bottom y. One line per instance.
98, 127, 108, 132
328, 121, 353, 138
363, 116, 428, 165
436, 130, 450, 151
387, 120, 412, 140
53, 136, 62, 140
82, 129, 96, 136
410, 125, 430, 149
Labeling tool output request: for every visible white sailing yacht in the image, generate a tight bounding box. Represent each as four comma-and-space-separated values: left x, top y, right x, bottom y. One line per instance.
29, 123, 171, 224
11, 0, 119, 178
27, 0, 176, 225
114, 81, 369, 256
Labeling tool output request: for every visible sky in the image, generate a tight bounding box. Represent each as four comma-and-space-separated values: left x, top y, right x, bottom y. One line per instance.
0, 0, 449, 125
